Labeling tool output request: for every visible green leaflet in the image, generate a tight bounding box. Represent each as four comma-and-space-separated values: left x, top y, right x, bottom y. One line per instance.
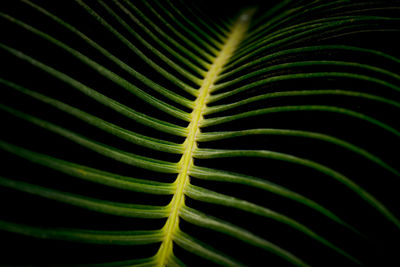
174, 230, 244, 267
0, 219, 163, 245
75, 0, 202, 93
0, 44, 188, 137
201, 105, 400, 139
197, 128, 399, 176
119, 0, 212, 68
184, 184, 361, 264
0, 14, 191, 121
0, 104, 179, 173
21, 0, 195, 108
218, 45, 400, 81
0, 176, 169, 218
0, 141, 174, 194
205, 90, 400, 115
210, 73, 400, 101
0, 78, 183, 154
189, 165, 359, 234
193, 149, 400, 229
180, 206, 309, 267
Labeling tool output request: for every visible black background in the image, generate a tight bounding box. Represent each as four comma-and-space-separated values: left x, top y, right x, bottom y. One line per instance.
1, 0, 400, 266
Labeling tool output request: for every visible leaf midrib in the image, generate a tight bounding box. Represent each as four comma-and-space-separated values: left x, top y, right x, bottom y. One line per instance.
154, 9, 254, 266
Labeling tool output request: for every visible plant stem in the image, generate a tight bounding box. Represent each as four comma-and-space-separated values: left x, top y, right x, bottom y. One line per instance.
154, 8, 255, 266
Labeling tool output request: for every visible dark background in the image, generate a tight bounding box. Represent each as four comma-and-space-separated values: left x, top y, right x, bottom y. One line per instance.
1, 0, 400, 266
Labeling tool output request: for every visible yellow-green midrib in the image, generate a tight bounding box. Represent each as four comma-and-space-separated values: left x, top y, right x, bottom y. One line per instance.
154, 10, 254, 266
